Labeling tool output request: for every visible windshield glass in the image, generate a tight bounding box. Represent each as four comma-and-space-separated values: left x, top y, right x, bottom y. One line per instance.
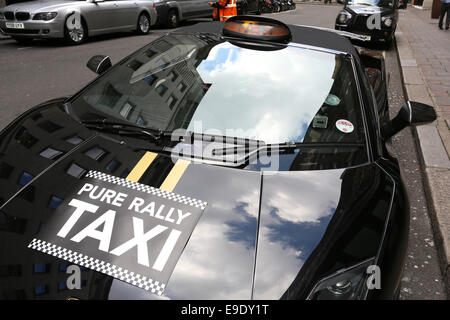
71, 34, 368, 170
347, 0, 394, 7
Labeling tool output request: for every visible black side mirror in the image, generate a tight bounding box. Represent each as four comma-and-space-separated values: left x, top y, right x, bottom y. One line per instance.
87, 55, 112, 75
381, 101, 436, 140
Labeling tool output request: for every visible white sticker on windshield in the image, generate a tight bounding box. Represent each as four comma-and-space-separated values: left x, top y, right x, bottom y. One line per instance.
336, 119, 354, 133
325, 94, 341, 106
313, 115, 328, 129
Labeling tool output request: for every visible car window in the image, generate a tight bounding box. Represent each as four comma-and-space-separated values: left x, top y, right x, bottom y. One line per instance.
70, 33, 369, 170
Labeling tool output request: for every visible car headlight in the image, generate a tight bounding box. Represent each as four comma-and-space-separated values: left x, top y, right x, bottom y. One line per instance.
33, 12, 58, 21
307, 258, 376, 300
382, 16, 393, 27
338, 12, 351, 24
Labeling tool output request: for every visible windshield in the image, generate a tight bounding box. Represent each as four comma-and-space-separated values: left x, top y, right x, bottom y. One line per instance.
70, 33, 368, 170
347, 0, 394, 7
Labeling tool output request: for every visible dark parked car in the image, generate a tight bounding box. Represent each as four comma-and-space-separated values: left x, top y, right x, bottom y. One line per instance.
335, 0, 406, 47
0, 16, 436, 300
237, 0, 261, 14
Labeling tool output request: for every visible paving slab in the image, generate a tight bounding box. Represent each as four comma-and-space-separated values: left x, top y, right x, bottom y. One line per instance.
405, 84, 434, 105
416, 125, 450, 169
401, 59, 418, 67
403, 67, 425, 85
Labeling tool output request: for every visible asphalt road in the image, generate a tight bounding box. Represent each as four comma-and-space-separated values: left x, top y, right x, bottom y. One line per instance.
0, 25, 176, 130
0, 3, 446, 299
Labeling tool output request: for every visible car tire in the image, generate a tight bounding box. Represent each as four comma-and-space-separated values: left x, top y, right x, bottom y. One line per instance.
64, 16, 87, 45
137, 12, 151, 35
384, 34, 393, 50
12, 36, 33, 44
167, 9, 179, 28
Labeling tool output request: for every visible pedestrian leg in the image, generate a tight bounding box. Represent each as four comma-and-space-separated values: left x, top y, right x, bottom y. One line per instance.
439, 4, 446, 29
446, 3, 450, 29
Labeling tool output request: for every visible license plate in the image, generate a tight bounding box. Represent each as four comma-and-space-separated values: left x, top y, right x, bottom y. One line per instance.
5, 22, 25, 29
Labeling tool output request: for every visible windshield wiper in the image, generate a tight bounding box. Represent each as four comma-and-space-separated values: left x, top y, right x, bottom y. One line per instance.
80, 119, 172, 143
212, 142, 365, 156
179, 131, 264, 146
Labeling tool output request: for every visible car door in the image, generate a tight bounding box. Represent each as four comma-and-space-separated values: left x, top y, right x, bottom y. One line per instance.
113, 0, 140, 30
83, 0, 125, 34
192, 0, 213, 17
177, 0, 195, 19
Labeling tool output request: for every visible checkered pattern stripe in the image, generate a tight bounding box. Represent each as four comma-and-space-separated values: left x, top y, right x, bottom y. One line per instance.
28, 238, 166, 295
86, 170, 207, 210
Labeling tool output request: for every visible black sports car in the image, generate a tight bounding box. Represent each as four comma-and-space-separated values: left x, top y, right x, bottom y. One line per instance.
335, 0, 407, 47
0, 16, 436, 300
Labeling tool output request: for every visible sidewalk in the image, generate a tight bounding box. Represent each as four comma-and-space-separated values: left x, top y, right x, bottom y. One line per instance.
396, 6, 450, 294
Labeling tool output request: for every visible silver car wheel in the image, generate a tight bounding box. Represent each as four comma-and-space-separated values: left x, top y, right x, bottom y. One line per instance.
170, 15, 177, 26
69, 26, 84, 43
139, 15, 150, 33
167, 10, 179, 28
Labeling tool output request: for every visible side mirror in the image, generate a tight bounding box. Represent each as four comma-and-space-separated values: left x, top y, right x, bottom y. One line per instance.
381, 101, 437, 140
87, 55, 112, 75
397, 2, 407, 9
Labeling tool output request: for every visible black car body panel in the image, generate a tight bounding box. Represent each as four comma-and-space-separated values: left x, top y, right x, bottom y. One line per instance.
0, 20, 410, 300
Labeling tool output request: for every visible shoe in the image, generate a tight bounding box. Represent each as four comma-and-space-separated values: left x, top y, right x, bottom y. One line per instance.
439, 25, 443, 30
446, 26, 449, 30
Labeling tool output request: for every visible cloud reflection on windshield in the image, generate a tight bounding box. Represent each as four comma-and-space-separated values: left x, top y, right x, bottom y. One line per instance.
188, 43, 336, 144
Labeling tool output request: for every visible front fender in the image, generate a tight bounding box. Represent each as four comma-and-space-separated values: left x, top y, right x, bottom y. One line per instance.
166, 1, 183, 19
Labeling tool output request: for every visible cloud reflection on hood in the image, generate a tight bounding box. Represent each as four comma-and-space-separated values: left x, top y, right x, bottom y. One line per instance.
253, 169, 344, 299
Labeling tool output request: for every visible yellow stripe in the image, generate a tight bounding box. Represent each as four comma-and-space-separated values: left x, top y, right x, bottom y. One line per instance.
126, 151, 158, 182
159, 159, 191, 192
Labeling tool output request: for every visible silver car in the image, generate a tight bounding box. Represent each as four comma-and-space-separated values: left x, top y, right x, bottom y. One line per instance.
153, 0, 213, 28
0, 0, 157, 45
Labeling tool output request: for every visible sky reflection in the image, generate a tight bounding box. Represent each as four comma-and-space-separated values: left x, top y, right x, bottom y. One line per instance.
188, 42, 336, 144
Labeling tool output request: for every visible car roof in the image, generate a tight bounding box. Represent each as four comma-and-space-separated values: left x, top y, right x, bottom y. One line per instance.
175, 21, 358, 57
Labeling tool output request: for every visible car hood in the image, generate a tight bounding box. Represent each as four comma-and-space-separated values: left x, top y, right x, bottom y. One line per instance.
346, 5, 393, 15
2, 0, 83, 13
0, 100, 390, 300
